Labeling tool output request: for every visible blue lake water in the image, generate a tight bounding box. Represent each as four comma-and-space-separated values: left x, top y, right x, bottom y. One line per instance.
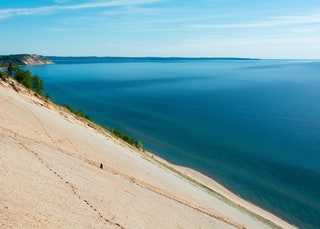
26, 58, 320, 229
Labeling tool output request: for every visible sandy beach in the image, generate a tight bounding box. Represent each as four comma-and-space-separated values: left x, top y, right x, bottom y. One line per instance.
0, 78, 297, 228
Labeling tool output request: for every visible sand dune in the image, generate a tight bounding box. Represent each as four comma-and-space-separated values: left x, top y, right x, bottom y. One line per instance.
0, 78, 296, 228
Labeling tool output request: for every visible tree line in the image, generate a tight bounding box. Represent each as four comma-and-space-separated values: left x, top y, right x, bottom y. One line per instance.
7, 62, 45, 95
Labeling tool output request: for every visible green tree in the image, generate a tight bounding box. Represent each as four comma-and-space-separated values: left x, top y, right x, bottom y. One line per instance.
21, 72, 33, 89
7, 62, 13, 76
135, 141, 143, 149
32, 75, 44, 95
7, 65, 47, 97
15, 68, 32, 89
14, 67, 26, 82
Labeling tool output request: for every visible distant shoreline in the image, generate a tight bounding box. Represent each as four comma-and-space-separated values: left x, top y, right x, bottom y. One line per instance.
47, 56, 259, 59
0, 54, 53, 67
46, 56, 260, 63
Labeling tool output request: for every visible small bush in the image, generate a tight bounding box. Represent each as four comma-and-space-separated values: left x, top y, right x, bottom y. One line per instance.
45, 92, 51, 100
111, 129, 143, 150
63, 104, 91, 120
63, 104, 74, 113
0, 71, 8, 81
135, 141, 143, 149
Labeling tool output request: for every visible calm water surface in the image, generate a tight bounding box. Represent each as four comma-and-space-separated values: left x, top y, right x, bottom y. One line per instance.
26, 59, 320, 229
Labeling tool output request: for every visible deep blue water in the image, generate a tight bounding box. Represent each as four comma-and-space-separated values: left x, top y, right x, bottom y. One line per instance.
26, 59, 320, 229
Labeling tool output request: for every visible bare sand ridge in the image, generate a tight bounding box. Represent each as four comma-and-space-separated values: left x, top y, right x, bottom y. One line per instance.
0, 78, 297, 228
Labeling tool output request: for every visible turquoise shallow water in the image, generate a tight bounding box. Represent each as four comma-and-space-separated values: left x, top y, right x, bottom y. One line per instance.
26, 58, 320, 228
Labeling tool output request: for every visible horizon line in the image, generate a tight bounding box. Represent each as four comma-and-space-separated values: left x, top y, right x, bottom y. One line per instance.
2, 54, 320, 60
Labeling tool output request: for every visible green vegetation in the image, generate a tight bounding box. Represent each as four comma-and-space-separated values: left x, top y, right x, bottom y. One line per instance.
32, 75, 44, 95
4, 63, 91, 122
0, 54, 52, 67
135, 140, 143, 149
45, 92, 51, 100
63, 104, 91, 121
7, 64, 44, 96
111, 129, 143, 150
0, 54, 28, 67
1, 62, 143, 151
7, 63, 13, 76
0, 71, 9, 81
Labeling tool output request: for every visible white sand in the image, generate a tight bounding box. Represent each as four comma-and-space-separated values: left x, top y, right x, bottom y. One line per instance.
0, 79, 297, 229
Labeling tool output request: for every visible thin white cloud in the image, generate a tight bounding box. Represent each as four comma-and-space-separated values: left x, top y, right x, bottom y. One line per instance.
0, 0, 159, 19
193, 11, 320, 29
46, 27, 72, 32
102, 5, 162, 16
187, 37, 320, 46
54, 0, 68, 3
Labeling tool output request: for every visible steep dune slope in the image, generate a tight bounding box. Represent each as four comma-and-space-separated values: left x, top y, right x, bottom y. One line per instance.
0, 79, 295, 229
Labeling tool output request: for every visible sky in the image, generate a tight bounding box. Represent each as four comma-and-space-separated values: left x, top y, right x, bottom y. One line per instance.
0, 0, 320, 58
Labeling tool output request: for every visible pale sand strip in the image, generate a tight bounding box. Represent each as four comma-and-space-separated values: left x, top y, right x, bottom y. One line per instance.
0, 79, 297, 228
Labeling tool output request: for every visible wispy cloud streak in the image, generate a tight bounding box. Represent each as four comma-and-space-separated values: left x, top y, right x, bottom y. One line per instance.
193, 12, 320, 29
0, 0, 159, 19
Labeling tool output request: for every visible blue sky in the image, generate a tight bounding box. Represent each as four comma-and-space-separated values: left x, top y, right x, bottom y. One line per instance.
1, 0, 320, 58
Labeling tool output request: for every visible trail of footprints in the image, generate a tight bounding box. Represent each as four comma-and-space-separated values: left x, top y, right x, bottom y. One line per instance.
19, 142, 125, 229
21, 108, 127, 227
27, 105, 85, 161
85, 160, 246, 229
27, 108, 60, 149
20, 101, 244, 228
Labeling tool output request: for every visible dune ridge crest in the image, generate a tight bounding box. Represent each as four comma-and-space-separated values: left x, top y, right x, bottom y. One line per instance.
0, 54, 53, 67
